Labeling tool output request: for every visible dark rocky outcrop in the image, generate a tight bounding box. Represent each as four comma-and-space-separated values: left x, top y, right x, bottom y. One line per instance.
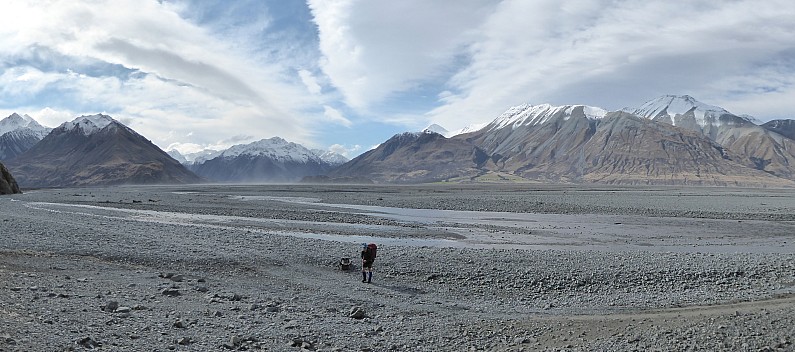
0, 162, 21, 194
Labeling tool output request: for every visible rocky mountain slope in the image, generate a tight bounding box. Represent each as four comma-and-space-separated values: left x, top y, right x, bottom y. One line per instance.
762, 119, 795, 140
189, 137, 348, 183
328, 132, 488, 183
0, 161, 21, 194
0, 113, 52, 160
331, 96, 795, 186
5, 114, 201, 188
626, 95, 795, 180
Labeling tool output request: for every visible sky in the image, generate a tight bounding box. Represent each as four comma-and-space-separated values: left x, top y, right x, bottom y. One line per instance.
1, 0, 795, 158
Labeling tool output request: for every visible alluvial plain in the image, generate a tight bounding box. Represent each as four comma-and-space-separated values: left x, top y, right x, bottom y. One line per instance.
1, 184, 794, 351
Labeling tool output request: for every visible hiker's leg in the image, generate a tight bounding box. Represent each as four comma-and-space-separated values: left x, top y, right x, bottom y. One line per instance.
367, 270, 372, 282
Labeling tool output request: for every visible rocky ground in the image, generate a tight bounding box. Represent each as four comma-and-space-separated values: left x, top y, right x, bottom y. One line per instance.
1, 184, 794, 351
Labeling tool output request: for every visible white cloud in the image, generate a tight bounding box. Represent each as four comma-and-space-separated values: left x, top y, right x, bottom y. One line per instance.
308, 0, 497, 111
298, 69, 322, 95
426, 0, 795, 128
329, 143, 360, 158
322, 105, 352, 127
32, 107, 75, 128
0, 0, 322, 150
306, 0, 795, 128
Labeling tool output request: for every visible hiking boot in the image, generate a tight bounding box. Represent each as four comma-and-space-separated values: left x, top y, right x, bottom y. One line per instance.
362, 279, 367, 283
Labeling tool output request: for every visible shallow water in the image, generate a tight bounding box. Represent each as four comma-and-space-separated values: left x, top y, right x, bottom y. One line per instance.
18, 191, 795, 254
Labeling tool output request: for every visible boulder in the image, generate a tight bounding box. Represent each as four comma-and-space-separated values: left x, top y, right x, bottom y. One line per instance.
0, 162, 21, 194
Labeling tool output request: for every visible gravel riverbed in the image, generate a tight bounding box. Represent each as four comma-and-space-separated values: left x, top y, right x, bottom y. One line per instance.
1, 184, 794, 351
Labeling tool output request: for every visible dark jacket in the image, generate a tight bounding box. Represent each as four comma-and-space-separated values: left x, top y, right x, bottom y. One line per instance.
361, 248, 374, 262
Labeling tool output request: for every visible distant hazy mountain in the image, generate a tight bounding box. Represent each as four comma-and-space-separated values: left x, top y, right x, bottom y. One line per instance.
0, 161, 21, 194
167, 149, 189, 164
0, 113, 52, 160
6, 114, 201, 188
190, 137, 348, 183
332, 96, 795, 186
311, 149, 349, 166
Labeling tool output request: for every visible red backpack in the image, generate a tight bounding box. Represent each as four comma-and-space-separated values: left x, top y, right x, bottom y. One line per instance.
367, 243, 378, 260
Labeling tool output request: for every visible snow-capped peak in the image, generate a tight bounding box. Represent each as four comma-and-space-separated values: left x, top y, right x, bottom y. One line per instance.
489, 103, 607, 131
311, 149, 349, 166
0, 112, 50, 137
220, 137, 320, 163
61, 114, 116, 135
167, 149, 189, 164
423, 124, 449, 136
623, 95, 743, 128
422, 123, 488, 138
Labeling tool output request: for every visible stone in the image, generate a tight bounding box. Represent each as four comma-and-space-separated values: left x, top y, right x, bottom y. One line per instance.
102, 301, 119, 313
350, 307, 366, 320
76, 336, 101, 349
177, 337, 192, 345
162, 288, 181, 297
115, 306, 132, 313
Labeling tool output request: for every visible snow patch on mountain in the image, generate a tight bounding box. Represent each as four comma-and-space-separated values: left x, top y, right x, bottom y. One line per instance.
0, 113, 51, 138
450, 123, 488, 136
167, 149, 188, 164
61, 114, 115, 135
490, 104, 607, 131
182, 149, 222, 164
623, 95, 751, 128
423, 124, 449, 136
423, 123, 488, 138
220, 137, 320, 163
311, 149, 348, 165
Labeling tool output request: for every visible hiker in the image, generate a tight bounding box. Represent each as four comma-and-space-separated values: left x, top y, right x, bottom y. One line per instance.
361, 243, 377, 283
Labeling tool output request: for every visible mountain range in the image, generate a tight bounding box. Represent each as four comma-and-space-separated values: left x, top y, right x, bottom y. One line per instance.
0, 113, 51, 160
183, 137, 348, 183
4, 114, 201, 188
0, 112, 348, 188
3, 94, 795, 188
330, 95, 795, 186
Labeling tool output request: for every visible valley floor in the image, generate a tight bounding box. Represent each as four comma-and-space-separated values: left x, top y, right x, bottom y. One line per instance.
1, 184, 794, 351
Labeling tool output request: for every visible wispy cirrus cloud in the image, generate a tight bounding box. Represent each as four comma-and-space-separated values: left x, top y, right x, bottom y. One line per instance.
3, 0, 795, 159
0, 0, 332, 153
310, 0, 795, 131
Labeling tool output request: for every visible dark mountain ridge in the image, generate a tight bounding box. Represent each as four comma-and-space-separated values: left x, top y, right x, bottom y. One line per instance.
6, 114, 201, 188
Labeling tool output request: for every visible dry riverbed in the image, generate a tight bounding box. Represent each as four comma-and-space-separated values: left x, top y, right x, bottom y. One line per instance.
1, 184, 794, 351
